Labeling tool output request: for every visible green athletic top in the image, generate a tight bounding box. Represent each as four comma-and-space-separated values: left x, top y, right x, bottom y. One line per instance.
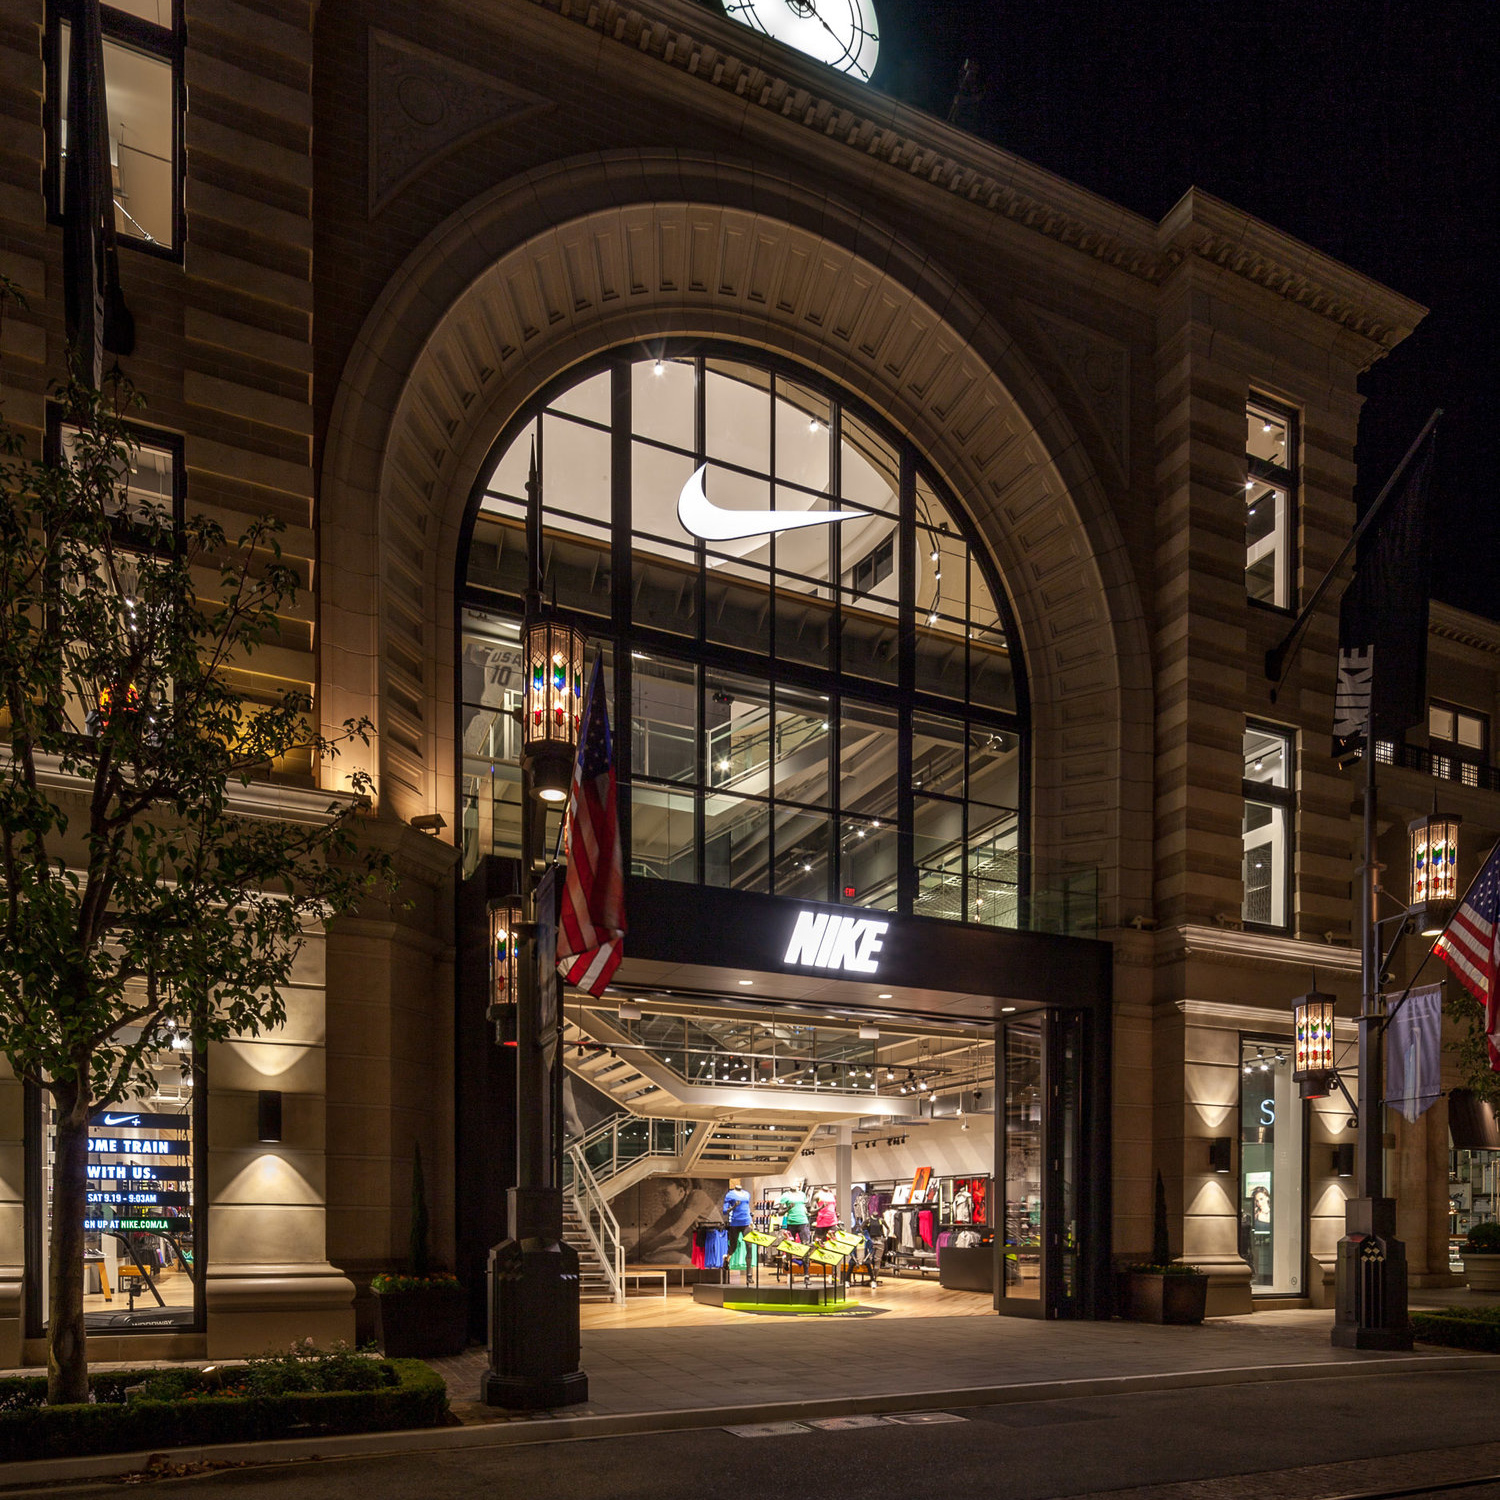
778, 1190, 810, 1227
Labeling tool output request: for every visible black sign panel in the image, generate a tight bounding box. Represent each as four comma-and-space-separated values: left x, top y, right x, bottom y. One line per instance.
88, 1110, 190, 1130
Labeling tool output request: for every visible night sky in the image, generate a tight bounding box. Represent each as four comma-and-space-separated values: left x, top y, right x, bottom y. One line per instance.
703, 0, 1499, 619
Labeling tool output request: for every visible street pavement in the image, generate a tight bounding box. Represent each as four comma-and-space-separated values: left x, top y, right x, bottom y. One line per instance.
25, 1368, 1500, 1499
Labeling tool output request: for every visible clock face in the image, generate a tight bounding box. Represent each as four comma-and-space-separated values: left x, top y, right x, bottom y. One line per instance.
723, 0, 880, 82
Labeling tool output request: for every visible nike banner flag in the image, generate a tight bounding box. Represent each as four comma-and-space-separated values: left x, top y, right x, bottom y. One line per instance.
1436, 841, 1500, 1069
1387, 985, 1442, 1122
1333, 434, 1434, 759
556, 655, 626, 997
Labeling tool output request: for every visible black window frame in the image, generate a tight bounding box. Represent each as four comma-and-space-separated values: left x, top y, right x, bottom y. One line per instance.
1245, 395, 1298, 616
1241, 720, 1296, 934
455, 340, 1031, 929
44, 0, 185, 262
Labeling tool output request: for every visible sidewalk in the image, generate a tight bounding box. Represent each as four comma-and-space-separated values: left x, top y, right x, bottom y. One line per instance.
432, 1302, 1480, 1422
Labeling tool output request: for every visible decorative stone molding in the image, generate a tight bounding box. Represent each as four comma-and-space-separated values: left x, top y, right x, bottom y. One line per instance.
1177, 998, 1359, 1040
320, 152, 1156, 926
516, 0, 1425, 353
368, 29, 553, 217
1161, 924, 1363, 975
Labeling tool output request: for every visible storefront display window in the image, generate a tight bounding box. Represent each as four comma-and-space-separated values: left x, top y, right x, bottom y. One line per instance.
1002, 1021, 1043, 1301
1238, 1037, 1304, 1296
462, 347, 1026, 921
34, 1030, 200, 1334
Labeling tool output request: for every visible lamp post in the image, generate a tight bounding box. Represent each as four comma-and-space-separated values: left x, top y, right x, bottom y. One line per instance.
1328, 757, 1460, 1350
481, 450, 590, 1409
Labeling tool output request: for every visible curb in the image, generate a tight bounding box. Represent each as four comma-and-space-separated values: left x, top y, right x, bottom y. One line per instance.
1, 1353, 1492, 1490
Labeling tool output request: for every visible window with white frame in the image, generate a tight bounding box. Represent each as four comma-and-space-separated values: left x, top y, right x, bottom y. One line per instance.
1242, 723, 1294, 929
1245, 400, 1296, 610
1428, 700, 1489, 786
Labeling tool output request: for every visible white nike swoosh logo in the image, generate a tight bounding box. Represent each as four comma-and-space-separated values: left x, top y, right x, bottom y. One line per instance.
678, 465, 863, 542
102, 1115, 140, 1126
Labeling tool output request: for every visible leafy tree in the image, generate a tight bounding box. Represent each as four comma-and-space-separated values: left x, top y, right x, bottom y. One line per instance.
0, 280, 388, 1402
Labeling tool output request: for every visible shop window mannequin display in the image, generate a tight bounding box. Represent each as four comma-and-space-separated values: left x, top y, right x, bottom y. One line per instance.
723, 1179, 752, 1259
778, 1185, 811, 1243
813, 1186, 838, 1235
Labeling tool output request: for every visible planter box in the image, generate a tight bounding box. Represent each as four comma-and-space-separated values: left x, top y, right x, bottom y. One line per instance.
1123, 1271, 1208, 1325
374, 1286, 468, 1357
1462, 1254, 1500, 1292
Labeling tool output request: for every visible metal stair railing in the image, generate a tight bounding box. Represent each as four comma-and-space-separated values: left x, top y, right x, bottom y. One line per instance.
563, 1142, 625, 1306
571, 1111, 690, 1187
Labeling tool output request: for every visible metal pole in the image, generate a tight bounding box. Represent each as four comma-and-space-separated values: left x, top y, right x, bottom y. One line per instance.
1358, 747, 1381, 1202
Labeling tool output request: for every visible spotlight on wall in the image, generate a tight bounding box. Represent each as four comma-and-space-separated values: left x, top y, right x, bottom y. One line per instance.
257, 1089, 283, 1144
409, 812, 446, 834
1208, 1137, 1232, 1174
1333, 1143, 1355, 1178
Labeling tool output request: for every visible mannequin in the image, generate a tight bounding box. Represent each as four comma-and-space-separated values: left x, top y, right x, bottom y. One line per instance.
722, 1177, 752, 1258
812, 1186, 838, 1235
777, 1183, 811, 1243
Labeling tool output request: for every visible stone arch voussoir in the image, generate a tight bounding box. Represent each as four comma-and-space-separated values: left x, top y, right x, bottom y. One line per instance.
320, 152, 1152, 926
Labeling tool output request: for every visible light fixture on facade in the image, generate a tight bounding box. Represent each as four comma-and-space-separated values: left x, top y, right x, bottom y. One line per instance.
1208, 1137, 1232, 1174
521, 617, 586, 802
1409, 811, 1461, 936
487, 897, 524, 1046
257, 1089, 283, 1143
1292, 990, 1337, 1099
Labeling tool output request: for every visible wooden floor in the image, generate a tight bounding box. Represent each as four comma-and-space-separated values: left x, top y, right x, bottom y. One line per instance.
579, 1270, 1024, 1329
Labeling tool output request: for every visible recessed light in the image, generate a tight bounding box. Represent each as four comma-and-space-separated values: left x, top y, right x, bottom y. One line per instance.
878, 993, 892, 1000
1001, 1005, 1016, 1013
738, 979, 753, 986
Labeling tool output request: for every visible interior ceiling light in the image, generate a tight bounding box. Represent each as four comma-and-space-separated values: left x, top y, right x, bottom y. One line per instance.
653, 359, 664, 375
738, 979, 753, 986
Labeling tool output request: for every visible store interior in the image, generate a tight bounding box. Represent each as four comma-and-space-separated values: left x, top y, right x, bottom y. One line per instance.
564, 992, 1037, 1327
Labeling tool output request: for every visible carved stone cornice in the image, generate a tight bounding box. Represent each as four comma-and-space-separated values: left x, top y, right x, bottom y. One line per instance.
520, 0, 1425, 354
1158, 924, 1363, 976
1177, 998, 1359, 1041
1430, 599, 1500, 659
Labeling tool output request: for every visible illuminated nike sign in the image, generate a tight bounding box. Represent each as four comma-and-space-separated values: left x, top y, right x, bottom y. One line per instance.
678, 465, 862, 543
784, 910, 889, 975
102, 1114, 141, 1126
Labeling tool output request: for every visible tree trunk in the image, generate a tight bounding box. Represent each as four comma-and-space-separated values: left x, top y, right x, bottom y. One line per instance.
47, 1074, 91, 1405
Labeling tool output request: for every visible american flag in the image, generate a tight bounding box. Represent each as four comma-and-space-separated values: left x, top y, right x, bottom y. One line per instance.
556, 655, 625, 996
1436, 842, 1500, 1068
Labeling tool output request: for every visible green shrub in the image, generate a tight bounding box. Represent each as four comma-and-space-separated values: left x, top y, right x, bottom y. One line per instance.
369, 1272, 461, 1295
1412, 1308, 1500, 1351
1465, 1220, 1500, 1253
0, 1359, 446, 1463
1125, 1263, 1206, 1277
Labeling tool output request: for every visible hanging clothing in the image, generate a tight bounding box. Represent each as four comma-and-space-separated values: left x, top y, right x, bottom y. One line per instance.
899, 1212, 915, 1250
690, 1232, 706, 1269
952, 1188, 973, 1224
917, 1209, 935, 1248
882, 1208, 898, 1241
969, 1179, 988, 1226
704, 1228, 729, 1268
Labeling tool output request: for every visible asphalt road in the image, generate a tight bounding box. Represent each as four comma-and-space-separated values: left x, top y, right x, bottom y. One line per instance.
35, 1369, 1500, 1500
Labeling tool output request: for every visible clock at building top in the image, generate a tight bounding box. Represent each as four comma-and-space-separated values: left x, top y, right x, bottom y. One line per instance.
723, 0, 880, 82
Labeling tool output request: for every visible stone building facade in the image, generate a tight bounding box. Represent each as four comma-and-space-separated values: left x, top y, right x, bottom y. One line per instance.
1, 0, 1490, 1362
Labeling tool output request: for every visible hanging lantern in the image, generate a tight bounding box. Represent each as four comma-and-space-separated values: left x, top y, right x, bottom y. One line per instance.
486, 897, 524, 1046
1291, 991, 1336, 1098
1409, 812, 1461, 937
521, 616, 587, 802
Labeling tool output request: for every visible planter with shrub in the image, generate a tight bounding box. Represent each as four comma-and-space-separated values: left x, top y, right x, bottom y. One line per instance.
1122, 1263, 1210, 1324
1120, 1169, 1210, 1325
0, 1346, 448, 1464
1461, 1221, 1500, 1292
371, 1273, 468, 1358
370, 1143, 467, 1358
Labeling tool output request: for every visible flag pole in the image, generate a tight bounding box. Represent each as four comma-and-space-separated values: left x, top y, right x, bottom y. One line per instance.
1265, 409, 1442, 692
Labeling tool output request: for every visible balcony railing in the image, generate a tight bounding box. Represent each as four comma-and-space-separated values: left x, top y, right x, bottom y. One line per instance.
1376, 740, 1500, 793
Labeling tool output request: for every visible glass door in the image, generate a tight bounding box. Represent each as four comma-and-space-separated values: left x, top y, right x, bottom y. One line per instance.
998, 1018, 1043, 1313
997, 1012, 1086, 1318
1238, 1036, 1305, 1296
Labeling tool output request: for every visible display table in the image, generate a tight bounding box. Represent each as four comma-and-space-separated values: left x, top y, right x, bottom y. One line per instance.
938, 1244, 994, 1293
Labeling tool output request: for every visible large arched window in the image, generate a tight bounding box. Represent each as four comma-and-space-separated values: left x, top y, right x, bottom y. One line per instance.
459, 345, 1028, 928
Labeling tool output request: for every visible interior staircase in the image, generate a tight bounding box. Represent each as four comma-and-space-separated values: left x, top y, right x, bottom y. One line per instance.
561, 1192, 619, 1303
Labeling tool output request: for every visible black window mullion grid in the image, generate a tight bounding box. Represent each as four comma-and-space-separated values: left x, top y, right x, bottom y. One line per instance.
611, 359, 633, 868
896, 447, 916, 916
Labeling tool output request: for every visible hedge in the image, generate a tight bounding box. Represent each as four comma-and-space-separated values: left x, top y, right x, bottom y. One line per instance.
0, 1359, 448, 1464
1411, 1307, 1500, 1352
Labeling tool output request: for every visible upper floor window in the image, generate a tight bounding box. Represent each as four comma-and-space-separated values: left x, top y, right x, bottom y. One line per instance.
1429, 700, 1490, 786
48, 0, 181, 254
1245, 399, 1296, 610
1243, 723, 1294, 930
459, 346, 1027, 928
